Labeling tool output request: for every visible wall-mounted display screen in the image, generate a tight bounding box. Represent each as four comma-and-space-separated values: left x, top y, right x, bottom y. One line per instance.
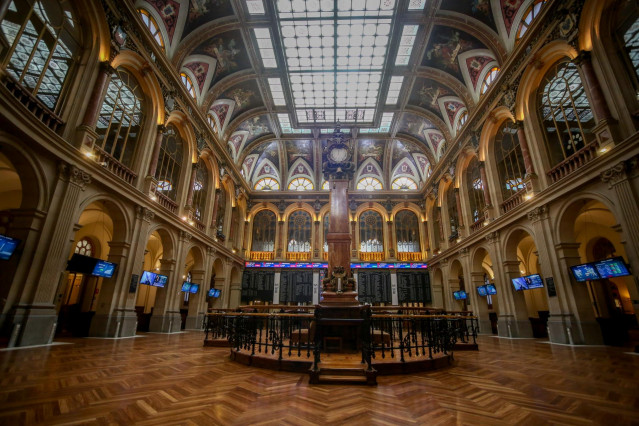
92, 260, 116, 278
524, 274, 544, 289
245, 261, 428, 269
486, 284, 497, 295
189, 284, 200, 294
477, 285, 487, 296
570, 263, 600, 282
453, 290, 467, 300
512, 277, 528, 291
152, 274, 168, 288
208, 288, 221, 298
593, 257, 631, 279
140, 271, 157, 285
181, 282, 192, 292
0, 235, 20, 260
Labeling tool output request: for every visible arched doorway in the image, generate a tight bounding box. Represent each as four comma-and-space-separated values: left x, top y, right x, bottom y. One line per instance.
471, 247, 499, 334
560, 199, 637, 346
502, 229, 549, 338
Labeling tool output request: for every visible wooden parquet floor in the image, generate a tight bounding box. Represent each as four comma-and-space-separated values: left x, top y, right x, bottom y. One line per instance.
0, 333, 638, 425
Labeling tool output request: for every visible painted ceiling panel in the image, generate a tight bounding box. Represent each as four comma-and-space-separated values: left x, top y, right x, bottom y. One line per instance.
183, 0, 235, 37
193, 30, 251, 83
440, 0, 498, 33
422, 26, 485, 83
218, 80, 263, 121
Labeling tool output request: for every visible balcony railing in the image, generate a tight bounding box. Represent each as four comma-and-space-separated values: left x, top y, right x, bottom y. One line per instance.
397, 252, 421, 262
93, 145, 137, 186
547, 140, 599, 184
155, 190, 178, 214
500, 188, 525, 214
470, 218, 485, 233
193, 219, 205, 232
2, 73, 64, 132
251, 251, 274, 261
322, 252, 328, 261
360, 252, 384, 261
286, 251, 311, 261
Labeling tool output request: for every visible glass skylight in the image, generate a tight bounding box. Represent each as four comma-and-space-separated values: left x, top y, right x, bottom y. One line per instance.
276, 0, 397, 125
395, 25, 418, 65
360, 112, 394, 133
385, 76, 403, 104
254, 28, 277, 68
268, 78, 286, 106
246, 0, 265, 14
407, 0, 427, 10
278, 113, 312, 133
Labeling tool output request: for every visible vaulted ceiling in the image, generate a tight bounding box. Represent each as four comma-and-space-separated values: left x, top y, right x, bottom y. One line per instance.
136, 0, 539, 192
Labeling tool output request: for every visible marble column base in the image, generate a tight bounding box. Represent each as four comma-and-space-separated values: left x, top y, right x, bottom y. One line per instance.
478, 319, 492, 335
184, 313, 205, 330
497, 314, 533, 338
547, 314, 603, 345
89, 309, 138, 338
149, 311, 182, 333
7, 304, 58, 347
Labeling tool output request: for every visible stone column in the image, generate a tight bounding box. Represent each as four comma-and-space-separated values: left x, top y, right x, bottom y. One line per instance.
10, 164, 91, 347
185, 269, 205, 329
242, 220, 250, 255
210, 188, 221, 231
313, 220, 320, 259
273, 269, 281, 305
312, 269, 320, 304
76, 61, 115, 152
276, 220, 284, 259
516, 121, 535, 178
147, 125, 166, 179
185, 162, 199, 209
470, 272, 490, 334
350, 220, 357, 258
601, 158, 639, 312
454, 188, 464, 232
501, 260, 534, 338
387, 220, 395, 259
478, 161, 492, 210
148, 258, 177, 332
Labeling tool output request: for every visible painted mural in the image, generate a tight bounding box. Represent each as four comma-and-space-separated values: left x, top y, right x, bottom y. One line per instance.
219, 80, 262, 120
285, 140, 313, 165
440, 0, 497, 32
409, 78, 453, 116
145, 0, 181, 44
422, 26, 484, 82
183, 61, 210, 92
195, 30, 250, 82
391, 139, 422, 169
501, 0, 527, 36
237, 115, 272, 146
397, 112, 436, 144
183, 0, 234, 36
466, 56, 495, 90
249, 141, 280, 170
357, 139, 385, 164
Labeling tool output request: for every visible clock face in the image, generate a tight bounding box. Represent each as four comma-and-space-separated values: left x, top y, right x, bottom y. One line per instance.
329, 147, 349, 162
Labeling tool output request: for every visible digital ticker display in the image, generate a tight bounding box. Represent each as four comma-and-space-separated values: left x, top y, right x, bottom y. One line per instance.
245, 262, 428, 269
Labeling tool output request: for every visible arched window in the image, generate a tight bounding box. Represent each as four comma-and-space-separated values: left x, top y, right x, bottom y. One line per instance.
538, 59, 595, 167
180, 72, 196, 98
96, 68, 145, 167
139, 9, 164, 50
456, 110, 468, 132
216, 186, 227, 234
623, 17, 639, 83
322, 181, 329, 190
323, 213, 329, 254
495, 120, 526, 201
446, 187, 459, 238
1, 0, 81, 112
74, 238, 94, 257
255, 177, 279, 191
392, 177, 417, 190
287, 210, 311, 253
288, 177, 313, 191
466, 158, 486, 223
251, 210, 276, 252
480, 67, 500, 95
359, 210, 384, 253
192, 159, 208, 222
516, 0, 547, 41
357, 177, 383, 191
154, 125, 183, 202
395, 210, 420, 253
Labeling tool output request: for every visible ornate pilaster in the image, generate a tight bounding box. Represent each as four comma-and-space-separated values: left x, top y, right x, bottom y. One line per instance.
76, 61, 116, 152
516, 121, 536, 179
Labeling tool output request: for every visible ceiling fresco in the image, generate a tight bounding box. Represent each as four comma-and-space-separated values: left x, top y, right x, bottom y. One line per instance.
136, 0, 546, 191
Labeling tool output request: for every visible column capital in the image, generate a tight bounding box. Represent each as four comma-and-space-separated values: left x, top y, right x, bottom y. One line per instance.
179, 230, 192, 242
99, 60, 116, 75
572, 50, 591, 67
600, 161, 628, 187
157, 124, 166, 134
485, 230, 500, 244
527, 205, 548, 223
59, 163, 92, 189
135, 206, 155, 223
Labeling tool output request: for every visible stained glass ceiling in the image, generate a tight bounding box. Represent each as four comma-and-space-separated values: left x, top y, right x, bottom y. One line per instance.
274, 0, 398, 127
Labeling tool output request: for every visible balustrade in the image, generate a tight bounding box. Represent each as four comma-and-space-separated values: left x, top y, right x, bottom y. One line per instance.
251, 251, 275, 261
286, 251, 311, 261
547, 140, 599, 184
500, 188, 525, 214
396, 252, 421, 262
93, 145, 137, 186
2, 74, 64, 132
470, 218, 485, 233
154, 190, 178, 214
359, 252, 384, 262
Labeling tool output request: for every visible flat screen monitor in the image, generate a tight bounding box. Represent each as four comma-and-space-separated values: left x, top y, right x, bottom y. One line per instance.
181, 282, 192, 292
189, 284, 199, 294
92, 260, 116, 278
594, 257, 631, 279
67, 253, 98, 274
512, 277, 528, 291
0, 235, 20, 260
453, 290, 467, 300
570, 263, 600, 282
208, 288, 221, 298
477, 285, 488, 296
523, 274, 544, 289
152, 274, 168, 288
486, 284, 497, 295
140, 271, 157, 285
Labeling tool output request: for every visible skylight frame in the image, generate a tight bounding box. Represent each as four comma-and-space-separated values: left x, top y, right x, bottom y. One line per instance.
275, 0, 399, 126
254, 28, 278, 68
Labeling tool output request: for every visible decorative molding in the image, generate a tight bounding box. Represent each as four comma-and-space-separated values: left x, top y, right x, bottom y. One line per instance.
60, 163, 91, 189
600, 161, 629, 187
179, 230, 192, 242
527, 205, 548, 222
485, 231, 499, 244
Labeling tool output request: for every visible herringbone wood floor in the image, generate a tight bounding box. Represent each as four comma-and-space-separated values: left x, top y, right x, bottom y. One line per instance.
0, 333, 637, 425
